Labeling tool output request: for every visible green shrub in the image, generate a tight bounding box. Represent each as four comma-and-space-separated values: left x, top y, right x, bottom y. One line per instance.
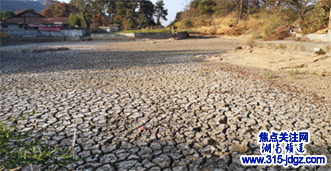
287, 69, 300, 79
0, 112, 78, 170
262, 13, 291, 40
300, 4, 329, 34
175, 19, 194, 29
68, 12, 87, 28
122, 19, 134, 30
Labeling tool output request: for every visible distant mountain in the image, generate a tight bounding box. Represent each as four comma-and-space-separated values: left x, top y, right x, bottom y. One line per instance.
0, 0, 45, 13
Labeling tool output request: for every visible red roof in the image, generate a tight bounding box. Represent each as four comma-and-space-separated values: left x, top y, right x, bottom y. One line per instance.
1, 17, 69, 25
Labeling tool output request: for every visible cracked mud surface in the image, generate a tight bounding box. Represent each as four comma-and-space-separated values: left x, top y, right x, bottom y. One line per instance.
0, 39, 330, 171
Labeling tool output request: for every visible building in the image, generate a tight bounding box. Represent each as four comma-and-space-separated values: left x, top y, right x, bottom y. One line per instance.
98, 25, 120, 32
0, 10, 69, 32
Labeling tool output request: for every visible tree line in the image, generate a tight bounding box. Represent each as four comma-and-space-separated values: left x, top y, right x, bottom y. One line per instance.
1, 0, 168, 30
0, 11, 15, 20
42, 0, 168, 29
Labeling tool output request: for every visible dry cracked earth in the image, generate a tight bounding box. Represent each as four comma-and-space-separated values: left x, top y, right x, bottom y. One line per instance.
0, 38, 330, 171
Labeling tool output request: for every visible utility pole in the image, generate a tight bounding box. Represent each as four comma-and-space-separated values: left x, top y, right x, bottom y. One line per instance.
329, 7, 331, 29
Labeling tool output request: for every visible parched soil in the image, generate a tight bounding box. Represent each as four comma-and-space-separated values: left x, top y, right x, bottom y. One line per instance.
0, 38, 330, 170
204, 42, 331, 101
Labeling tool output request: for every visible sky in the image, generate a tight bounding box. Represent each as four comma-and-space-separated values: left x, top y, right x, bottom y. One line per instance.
60, 0, 187, 26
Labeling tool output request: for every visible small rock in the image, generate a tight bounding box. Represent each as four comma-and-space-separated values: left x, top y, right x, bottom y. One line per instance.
152, 154, 171, 169
116, 160, 138, 170
173, 165, 188, 171
149, 166, 162, 171
317, 165, 331, 171
96, 164, 115, 171
100, 153, 117, 164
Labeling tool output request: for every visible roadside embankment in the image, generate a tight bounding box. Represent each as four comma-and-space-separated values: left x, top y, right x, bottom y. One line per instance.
256, 40, 331, 55
91, 32, 189, 40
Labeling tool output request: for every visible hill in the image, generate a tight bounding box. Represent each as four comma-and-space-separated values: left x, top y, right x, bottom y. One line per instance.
171, 0, 330, 39
0, 0, 45, 12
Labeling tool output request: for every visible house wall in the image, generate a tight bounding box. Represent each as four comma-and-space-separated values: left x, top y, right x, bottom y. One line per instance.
134, 32, 189, 39
1, 24, 70, 31
98, 26, 119, 32
4, 30, 87, 38
91, 32, 189, 39
40, 30, 87, 37
0, 25, 25, 31
91, 33, 135, 38
4, 30, 41, 38
110, 26, 119, 32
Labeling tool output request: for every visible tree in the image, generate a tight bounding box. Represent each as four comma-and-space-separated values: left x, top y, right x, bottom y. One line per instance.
114, 16, 122, 26
69, 0, 94, 26
70, 0, 88, 13
40, 0, 70, 17
319, 0, 331, 28
115, 1, 136, 19
299, 3, 329, 33
40, 0, 56, 17
289, 0, 315, 31
54, 2, 70, 17
106, 0, 117, 20
78, 12, 87, 28
69, 13, 78, 27
67, 0, 171, 29
15, 9, 35, 15
198, 0, 216, 28
122, 19, 134, 30
292, 0, 314, 22
0, 11, 15, 20
136, 13, 146, 28
154, 0, 168, 25
139, 1, 155, 27
40, 7, 53, 17
69, 12, 87, 28
92, 14, 108, 26
238, 0, 244, 23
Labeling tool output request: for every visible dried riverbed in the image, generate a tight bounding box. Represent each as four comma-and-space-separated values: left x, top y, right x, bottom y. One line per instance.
0, 38, 330, 170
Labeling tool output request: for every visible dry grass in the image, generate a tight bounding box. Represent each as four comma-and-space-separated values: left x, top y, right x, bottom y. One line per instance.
300, 36, 314, 42
315, 28, 328, 34
193, 13, 264, 36
315, 49, 326, 55
245, 37, 257, 47
0, 29, 12, 46
225, 25, 244, 35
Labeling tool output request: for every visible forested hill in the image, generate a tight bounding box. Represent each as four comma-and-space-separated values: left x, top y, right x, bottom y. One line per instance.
171, 0, 330, 40
0, 0, 45, 12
